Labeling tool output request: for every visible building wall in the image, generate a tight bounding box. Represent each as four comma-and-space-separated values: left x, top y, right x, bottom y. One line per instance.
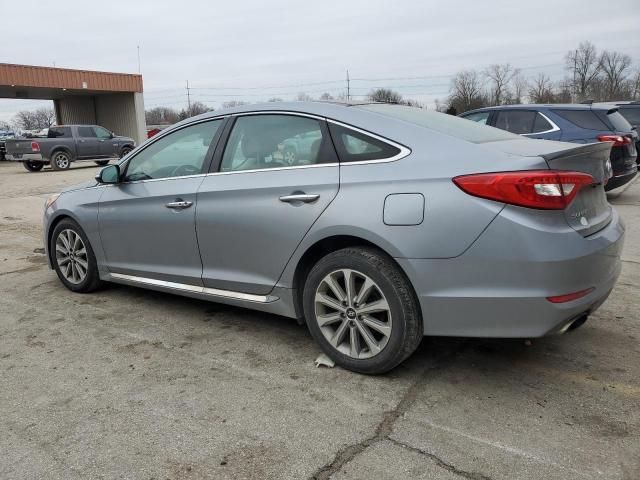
55, 96, 96, 125
54, 93, 146, 145
95, 93, 146, 144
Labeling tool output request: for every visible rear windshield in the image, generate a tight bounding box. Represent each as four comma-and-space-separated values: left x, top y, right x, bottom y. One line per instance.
605, 110, 633, 132
618, 106, 640, 126
356, 104, 519, 143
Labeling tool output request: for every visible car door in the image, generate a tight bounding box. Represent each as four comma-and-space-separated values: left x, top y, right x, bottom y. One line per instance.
195, 113, 340, 295
76, 126, 101, 158
93, 125, 118, 157
98, 118, 225, 286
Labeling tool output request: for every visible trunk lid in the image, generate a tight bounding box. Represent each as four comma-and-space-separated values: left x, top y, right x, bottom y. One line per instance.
542, 142, 612, 237
488, 138, 613, 236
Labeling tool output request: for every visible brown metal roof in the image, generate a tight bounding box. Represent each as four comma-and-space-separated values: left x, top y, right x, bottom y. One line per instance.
0, 63, 143, 93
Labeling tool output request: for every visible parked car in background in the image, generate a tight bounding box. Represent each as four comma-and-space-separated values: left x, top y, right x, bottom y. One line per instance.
42, 102, 623, 374
594, 101, 640, 159
5, 125, 135, 172
0, 129, 16, 161
460, 104, 638, 190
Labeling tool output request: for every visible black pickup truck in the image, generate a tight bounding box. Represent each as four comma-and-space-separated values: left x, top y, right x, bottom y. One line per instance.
5, 125, 135, 171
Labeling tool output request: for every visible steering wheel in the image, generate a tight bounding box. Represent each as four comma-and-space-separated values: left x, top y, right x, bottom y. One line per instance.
171, 164, 200, 177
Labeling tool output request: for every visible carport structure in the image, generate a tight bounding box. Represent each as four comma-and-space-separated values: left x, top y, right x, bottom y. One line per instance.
0, 63, 146, 144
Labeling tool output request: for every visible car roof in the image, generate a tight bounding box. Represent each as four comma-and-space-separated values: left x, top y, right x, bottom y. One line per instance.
464, 103, 616, 113
594, 101, 640, 107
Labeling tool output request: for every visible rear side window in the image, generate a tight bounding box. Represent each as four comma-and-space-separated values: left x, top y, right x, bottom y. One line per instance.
47, 127, 71, 138
77, 126, 97, 137
328, 123, 400, 162
618, 106, 640, 126
552, 110, 608, 130
532, 113, 553, 133
494, 110, 536, 134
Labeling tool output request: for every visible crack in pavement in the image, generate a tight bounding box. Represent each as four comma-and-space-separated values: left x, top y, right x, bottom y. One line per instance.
387, 437, 492, 480
309, 344, 488, 480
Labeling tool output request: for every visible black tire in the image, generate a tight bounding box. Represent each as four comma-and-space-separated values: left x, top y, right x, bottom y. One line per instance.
50, 150, 72, 171
303, 247, 422, 374
95, 160, 110, 166
23, 160, 44, 172
120, 146, 133, 158
50, 218, 103, 293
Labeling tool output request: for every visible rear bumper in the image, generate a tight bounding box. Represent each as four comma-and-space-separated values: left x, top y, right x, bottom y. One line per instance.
605, 169, 637, 191
6, 153, 44, 162
397, 208, 625, 338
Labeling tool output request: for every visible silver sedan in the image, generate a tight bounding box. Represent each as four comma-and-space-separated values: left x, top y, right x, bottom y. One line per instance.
43, 102, 624, 374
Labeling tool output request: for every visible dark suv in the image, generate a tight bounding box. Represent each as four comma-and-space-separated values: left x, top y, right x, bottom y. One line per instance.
460, 104, 638, 190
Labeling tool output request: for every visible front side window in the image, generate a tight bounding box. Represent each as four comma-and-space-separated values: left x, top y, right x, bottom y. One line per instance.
94, 126, 112, 139
220, 115, 334, 172
125, 119, 222, 181
494, 110, 536, 134
77, 126, 96, 138
328, 123, 401, 162
462, 111, 490, 125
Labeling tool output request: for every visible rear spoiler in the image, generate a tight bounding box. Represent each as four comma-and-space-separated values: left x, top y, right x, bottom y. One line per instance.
540, 141, 611, 162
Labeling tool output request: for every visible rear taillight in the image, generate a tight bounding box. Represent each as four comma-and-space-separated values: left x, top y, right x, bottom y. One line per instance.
453, 170, 594, 210
597, 134, 631, 147
31, 141, 40, 152
546, 287, 595, 303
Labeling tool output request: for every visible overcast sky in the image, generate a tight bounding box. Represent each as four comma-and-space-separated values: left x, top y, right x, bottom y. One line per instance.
2, 0, 640, 123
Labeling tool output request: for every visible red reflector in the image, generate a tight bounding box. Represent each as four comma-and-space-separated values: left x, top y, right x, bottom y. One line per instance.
546, 288, 595, 304
453, 170, 593, 210
31, 141, 40, 152
597, 134, 631, 147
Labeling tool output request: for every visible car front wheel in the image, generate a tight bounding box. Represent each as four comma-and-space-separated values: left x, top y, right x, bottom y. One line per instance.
303, 247, 422, 374
50, 218, 103, 293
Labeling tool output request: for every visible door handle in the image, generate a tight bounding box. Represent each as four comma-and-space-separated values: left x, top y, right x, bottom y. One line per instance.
279, 194, 320, 203
165, 200, 193, 209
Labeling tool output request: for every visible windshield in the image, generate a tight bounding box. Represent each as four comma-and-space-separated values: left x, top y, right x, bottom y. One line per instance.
356, 104, 519, 143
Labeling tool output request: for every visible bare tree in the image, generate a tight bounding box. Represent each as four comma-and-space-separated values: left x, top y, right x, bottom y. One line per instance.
145, 106, 179, 125
368, 88, 402, 104
631, 70, 640, 100
13, 107, 55, 130
222, 100, 246, 108
599, 50, 632, 99
528, 73, 556, 104
511, 72, 529, 104
565, 41, 600, 100
319, 92, 334, 101
0, 120, 12, 131
447, 70, 487, 113
177, 101, 212, 121
484, 64, 518, 105
296, 92, 313, 102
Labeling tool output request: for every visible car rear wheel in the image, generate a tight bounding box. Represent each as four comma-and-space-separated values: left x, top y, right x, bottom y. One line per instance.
50, 151, 71, 171
303, 247, 422, 374
95, 160, 110, 166
23, 160, 44, 172
50, 218, 103, 293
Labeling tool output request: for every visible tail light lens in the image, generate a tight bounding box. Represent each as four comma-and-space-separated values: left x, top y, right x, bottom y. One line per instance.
453, 170, 594, 210
546, 287, 595, 303
31, 141, 40, 152
597, 134, 631, 147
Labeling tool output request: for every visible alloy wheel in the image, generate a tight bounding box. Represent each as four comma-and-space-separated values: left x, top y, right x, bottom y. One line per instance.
55, 229, 88, 284
314, 268, 392, 359
53, 152, 70, 169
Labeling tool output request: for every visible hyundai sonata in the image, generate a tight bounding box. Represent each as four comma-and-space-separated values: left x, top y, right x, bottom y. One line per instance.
43, 102, 624, 374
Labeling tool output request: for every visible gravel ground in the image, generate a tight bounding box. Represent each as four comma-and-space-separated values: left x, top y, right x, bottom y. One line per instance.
1, 160, 639, 480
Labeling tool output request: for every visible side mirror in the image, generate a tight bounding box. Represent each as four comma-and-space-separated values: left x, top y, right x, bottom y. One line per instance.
96, 164, 120, 184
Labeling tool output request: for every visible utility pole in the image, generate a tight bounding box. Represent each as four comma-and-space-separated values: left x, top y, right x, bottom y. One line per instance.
186, 80, 191, 113
346, 70, 350, 102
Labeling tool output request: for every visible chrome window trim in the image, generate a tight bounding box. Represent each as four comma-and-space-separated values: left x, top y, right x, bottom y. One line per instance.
108, 272, 276, 303
521, 112, 561, 136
